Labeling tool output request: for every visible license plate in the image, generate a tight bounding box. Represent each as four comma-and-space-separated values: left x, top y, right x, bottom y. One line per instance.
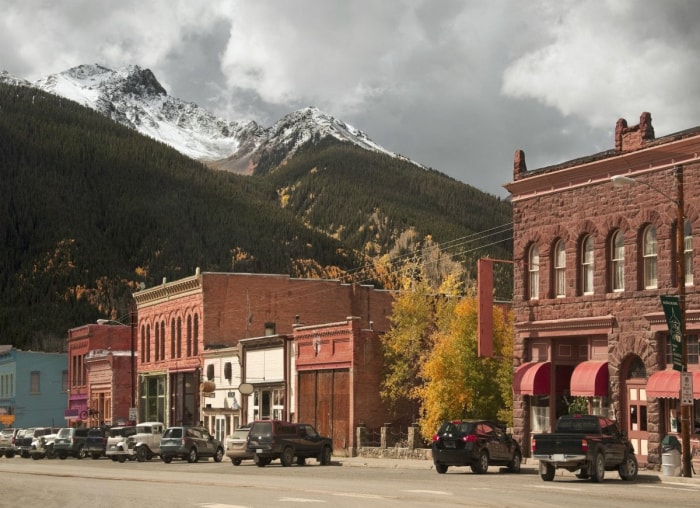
552, 454, 565, 461
444, 441, 456, 448
256, 448, 263, 453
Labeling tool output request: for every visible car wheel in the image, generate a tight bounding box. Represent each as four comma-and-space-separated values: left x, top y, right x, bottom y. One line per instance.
254, 454, 266, 467
136, 446, 148, 462
5, 451, 14, 458
77, 445, 85, 459
31, 454, 42, 460
320, 446, 332, 466
59, 453, 67, 460
435, 463, 448, 474
163, 455, 173, 463
471, 450, 489, 474
187, 447, 198, 463
618, 454, 638, 481
214, 447, 224, 463
111, 457, 118, 462
508, 452, 522, 473
281, 446, 294, 467
590, 452, 605, 483
539, 461, 555, 481
232, 458, 242, 466
118, 456, 126, 463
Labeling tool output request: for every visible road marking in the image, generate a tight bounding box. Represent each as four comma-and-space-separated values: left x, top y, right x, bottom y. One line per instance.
404, 490, 453, 496
333, 492, 385, 499
279, 497, 325, 503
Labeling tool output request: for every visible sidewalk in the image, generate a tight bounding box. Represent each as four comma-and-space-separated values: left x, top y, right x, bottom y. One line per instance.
335, 455, 700, 486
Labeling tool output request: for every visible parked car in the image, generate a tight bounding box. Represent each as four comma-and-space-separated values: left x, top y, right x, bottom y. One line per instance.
84, 426, 111, 460
105, 426, 137, 462
54, 427, 90, 459
160, 426, 224, 463
0, 428, 21, 458
246, 421, 333, 467
14, 427, 55, 459
531, 414, 637, 482
123, 422, 164, 462
431, 419, 522, 474
30, 429, 59, 460
225, 426, 253, 465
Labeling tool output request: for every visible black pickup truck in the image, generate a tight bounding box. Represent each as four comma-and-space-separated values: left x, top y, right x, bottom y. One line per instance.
531, 414, 638, 482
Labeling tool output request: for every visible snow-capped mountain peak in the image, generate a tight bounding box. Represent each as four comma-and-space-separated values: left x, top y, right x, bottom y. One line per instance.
1, 65, 417, 172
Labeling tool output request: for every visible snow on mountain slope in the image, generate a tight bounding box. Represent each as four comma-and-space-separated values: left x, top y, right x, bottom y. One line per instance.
1, 64, 418, 171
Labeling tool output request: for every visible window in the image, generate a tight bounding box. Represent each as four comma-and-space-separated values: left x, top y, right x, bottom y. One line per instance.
581, 235, 594, 294
207, 364, 215, 381
528, 244, 539, 300
684, 219, 693, 286
224, 362, 232, 380
666, 334, 699, 366
643, 225, 657, 289
30, 371, 40, 394
611, 230, 625, 292
554, 240, 566, 298
171, 319, 176, 359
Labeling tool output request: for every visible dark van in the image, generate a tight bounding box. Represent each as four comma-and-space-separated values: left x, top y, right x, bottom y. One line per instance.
246, 420, 332, 467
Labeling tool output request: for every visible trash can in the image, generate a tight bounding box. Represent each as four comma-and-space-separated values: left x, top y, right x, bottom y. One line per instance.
661, 436, 682, 476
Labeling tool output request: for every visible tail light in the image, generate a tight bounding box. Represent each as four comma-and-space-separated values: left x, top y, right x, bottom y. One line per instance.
581, 439, 588, 452
531, 437, 536, 453
432, 434, 440, 442
462, 434, 478, 443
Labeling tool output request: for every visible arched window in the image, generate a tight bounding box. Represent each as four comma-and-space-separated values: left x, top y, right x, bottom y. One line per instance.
611, 230, 624, 292
187, 315, 193, 357
528, 244, 539, 300
684, 219, 693, 286
154, 322, 160, 362
145, 324, 151, 363
160, 320, 166, 360
581, 235, 594, 295
177, 317, 182, 359
554, 240, 566, 298
140, 324, 146, 363
193, 314, 199, 356
170, 318, 176, 359
643, 225, 657, 289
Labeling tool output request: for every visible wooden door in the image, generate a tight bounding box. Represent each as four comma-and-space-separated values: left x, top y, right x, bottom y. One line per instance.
625, 378, 649, 464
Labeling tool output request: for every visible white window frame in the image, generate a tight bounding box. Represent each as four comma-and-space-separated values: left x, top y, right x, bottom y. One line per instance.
529, 244, 539, 300
554, 240, 566, 298
611, 230, 625, 292
581, 236, 594, 295
643, 225, 657, 289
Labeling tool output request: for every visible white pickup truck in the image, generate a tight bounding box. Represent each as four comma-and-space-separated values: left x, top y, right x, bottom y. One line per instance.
111, 422, 164, 462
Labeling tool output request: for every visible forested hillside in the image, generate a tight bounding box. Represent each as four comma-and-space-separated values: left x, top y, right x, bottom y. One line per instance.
0, 83, 512, 349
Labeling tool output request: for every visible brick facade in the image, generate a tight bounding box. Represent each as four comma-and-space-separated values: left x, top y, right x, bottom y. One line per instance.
505, 112, 700, 467
133, 270, 395, 429
66, 323, 132, 426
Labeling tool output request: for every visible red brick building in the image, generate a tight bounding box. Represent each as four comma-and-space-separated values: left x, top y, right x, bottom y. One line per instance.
66, 323, 133, 426
294, 317, 394, 455
133, 269, 394, 428
505, 113, 700, 468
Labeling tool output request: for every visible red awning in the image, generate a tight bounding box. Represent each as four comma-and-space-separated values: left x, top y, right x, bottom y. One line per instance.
570, 361, 609, 397
647, 370, 700, 399
513, 362, 550, 395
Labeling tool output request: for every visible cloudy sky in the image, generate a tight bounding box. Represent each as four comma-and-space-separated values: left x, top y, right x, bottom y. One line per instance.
3, 0, 700, 198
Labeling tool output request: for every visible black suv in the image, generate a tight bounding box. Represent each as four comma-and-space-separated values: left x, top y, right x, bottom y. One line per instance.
246, 421, 333, 467
431, 419, 522, 474
54, 427, 90, 459
84, 426, 110, 459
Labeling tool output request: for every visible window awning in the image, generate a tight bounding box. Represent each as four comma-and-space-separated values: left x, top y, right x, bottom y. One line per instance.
646, 369, 700, 399
513, 362, 550, 395
570, 361, 609, 397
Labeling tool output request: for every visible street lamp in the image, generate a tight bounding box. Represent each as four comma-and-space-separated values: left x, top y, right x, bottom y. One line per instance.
612, 167, 691, 478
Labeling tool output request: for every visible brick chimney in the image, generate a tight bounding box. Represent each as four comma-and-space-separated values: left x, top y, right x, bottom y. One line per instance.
615, 112, 655, 153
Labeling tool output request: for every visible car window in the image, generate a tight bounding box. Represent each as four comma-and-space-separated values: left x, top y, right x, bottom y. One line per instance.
57, 428, 71, 438
303, 425, 318, 438
232, 428, 249, 439
88, 429, 104, 437
251, 422, 272, 437
164, 428, 183, 439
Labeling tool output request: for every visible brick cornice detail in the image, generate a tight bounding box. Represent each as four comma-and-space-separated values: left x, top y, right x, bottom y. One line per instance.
133, 276, 201, 307
645, 309, 700, 331
515, 315, 615, 337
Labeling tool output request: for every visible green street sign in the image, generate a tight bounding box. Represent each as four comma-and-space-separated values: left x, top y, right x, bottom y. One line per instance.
660, 295, 684, 372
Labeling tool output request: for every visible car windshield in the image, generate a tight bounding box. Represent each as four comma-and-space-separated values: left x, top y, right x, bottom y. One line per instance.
231, 428, 250, 439
57, 428, 72, 438
88, 428, 104, 437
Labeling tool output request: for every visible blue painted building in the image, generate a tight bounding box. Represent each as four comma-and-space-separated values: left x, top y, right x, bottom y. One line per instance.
0, 346, 68, 428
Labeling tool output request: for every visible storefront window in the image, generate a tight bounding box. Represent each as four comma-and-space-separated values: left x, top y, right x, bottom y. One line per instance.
531, 395, 550, 433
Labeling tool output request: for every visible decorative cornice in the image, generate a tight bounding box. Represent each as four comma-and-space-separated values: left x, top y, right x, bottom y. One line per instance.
515, 315, 615, 337
133, 275, 201, 307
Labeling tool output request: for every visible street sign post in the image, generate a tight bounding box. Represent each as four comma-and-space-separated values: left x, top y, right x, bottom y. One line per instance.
660, 295, 684, 372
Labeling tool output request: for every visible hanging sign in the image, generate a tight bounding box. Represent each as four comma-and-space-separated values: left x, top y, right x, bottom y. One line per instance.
660, 295, 684, 372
